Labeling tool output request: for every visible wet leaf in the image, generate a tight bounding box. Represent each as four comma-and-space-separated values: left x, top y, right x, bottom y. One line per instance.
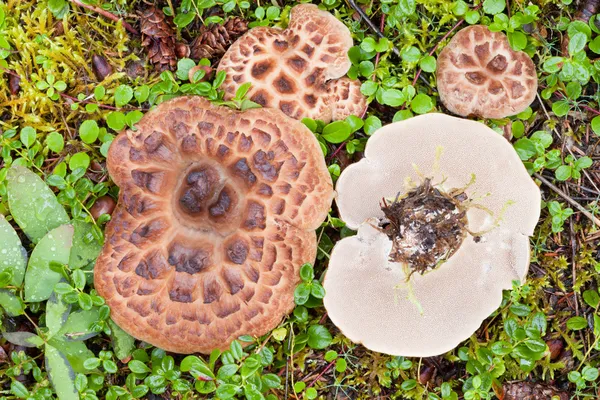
7, 166, 69, 243
0, 289, 24, 316
56, 308, 100, 341
24, 224, 74, 302
48, 337, 96, 374
0, 214, 27, 286
45, 344, 79, 400
109, 319, 135, 360
69, 220, 102, 269
2, 331, 43, 347
46, 292, 71, 339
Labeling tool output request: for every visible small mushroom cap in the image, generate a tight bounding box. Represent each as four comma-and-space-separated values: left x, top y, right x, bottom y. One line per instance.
217, 4, 367, 122
95, 96, 333, 354
436, 25, 538, 119
324, 113, 540, 356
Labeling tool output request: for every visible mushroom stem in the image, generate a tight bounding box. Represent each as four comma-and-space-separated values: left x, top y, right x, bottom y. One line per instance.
534, 172, 600, 227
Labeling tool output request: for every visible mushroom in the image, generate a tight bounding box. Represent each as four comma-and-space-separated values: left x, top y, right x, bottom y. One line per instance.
94, 96, 333, 354
323, 114, 540, 356
436, 25, 538, 119
217, 4, 367, 123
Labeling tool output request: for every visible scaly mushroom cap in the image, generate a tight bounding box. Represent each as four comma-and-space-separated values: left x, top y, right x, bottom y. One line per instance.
217, 4, 367, 123
95, 96, 333, 354
436, 25, 538, 119
324, 114, 540, 357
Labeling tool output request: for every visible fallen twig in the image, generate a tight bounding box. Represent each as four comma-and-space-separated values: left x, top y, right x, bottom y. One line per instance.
70, 0, 138, 35
534, 172, 600, 227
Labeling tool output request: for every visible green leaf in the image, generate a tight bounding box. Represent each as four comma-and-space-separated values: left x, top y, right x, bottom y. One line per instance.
465, 10, 481, 24
45, 344, 79, 400
180, 355, 215, 381
307, 325, 332, 349
106, 111, 127, 131
0, 289, 25, 316
551, 99, 570, 117
310, 282, 325, 298
294, 282, 311, 305
411, 94, 433, 114
583, 290, 600, 308
509, 302, 530, 317
114, 85, 134, 107
108, 319, 135, 360
174, 11, 196, 28
20, 126, 36, 148
215, 384, 239, 399
322, 121, 352, 144
48, 337, 95, 374
69, 220, 102, 269
582, 366, 599, 381
555, 165, 572, 181
419, 55, 436, 72
24, 224, 74, 302
299, 263, 314, 282
262, 373, 281, 388
2, 331, 43, 347
568, 32, 587, 55
7, 166, 69, 243
0, 214, 27, 286
381, 89, 405, 107
513, 138, 537, 160
364, 115, 382, 135
135, 85, 150, 104
47, 132, 65, 153
46, 292, 71, 339
567, 316, 588, 330
483, 0, 505, 15
11, 380, 29, 398
129, 359, 151, 374
69, 152, 90, 171
176, 58, 196, 81
401, 46, 420, 62
79, 120, 99, 144
591, 116, 600, 136
56, 308, 100, 341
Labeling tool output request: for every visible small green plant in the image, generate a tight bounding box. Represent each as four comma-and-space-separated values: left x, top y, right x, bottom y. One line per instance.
547, 201, 574, 233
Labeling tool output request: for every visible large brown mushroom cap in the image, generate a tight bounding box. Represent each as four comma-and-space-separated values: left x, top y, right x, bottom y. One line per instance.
217, 4, 367, 122
95, 96, 333, 354
436, 25, 538, 119
324, 114, 540, 356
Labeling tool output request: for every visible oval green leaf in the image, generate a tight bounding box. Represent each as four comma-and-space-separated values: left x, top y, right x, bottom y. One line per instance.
0, 214, 27, 286
25, 224, 74, 302
7, 166, 69, 243
45, 344, 79, 400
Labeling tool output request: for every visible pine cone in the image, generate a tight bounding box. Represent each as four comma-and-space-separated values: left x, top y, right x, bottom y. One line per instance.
140, 6, 178, 71
189, 17, 248, 61
502, 382, 568, 400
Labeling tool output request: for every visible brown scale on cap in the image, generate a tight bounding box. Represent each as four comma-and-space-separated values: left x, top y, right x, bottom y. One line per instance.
436, 25, 538, 119
94, 96, 333, 354
217, 4, 367, 123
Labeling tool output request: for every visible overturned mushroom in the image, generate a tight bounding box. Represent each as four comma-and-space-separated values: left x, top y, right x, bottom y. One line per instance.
436, 25, 538, 119
323, 114, 540, 356
95, 96, 333, 354
217, 4, 367, 122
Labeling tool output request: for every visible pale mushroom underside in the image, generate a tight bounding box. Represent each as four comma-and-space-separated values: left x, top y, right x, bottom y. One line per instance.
324, 113, 541, 356
218, 4, 367, 122
95, 96, 333, 354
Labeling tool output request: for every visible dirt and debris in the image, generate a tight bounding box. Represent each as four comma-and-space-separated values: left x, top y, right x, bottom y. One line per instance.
379, 179, 469, 274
